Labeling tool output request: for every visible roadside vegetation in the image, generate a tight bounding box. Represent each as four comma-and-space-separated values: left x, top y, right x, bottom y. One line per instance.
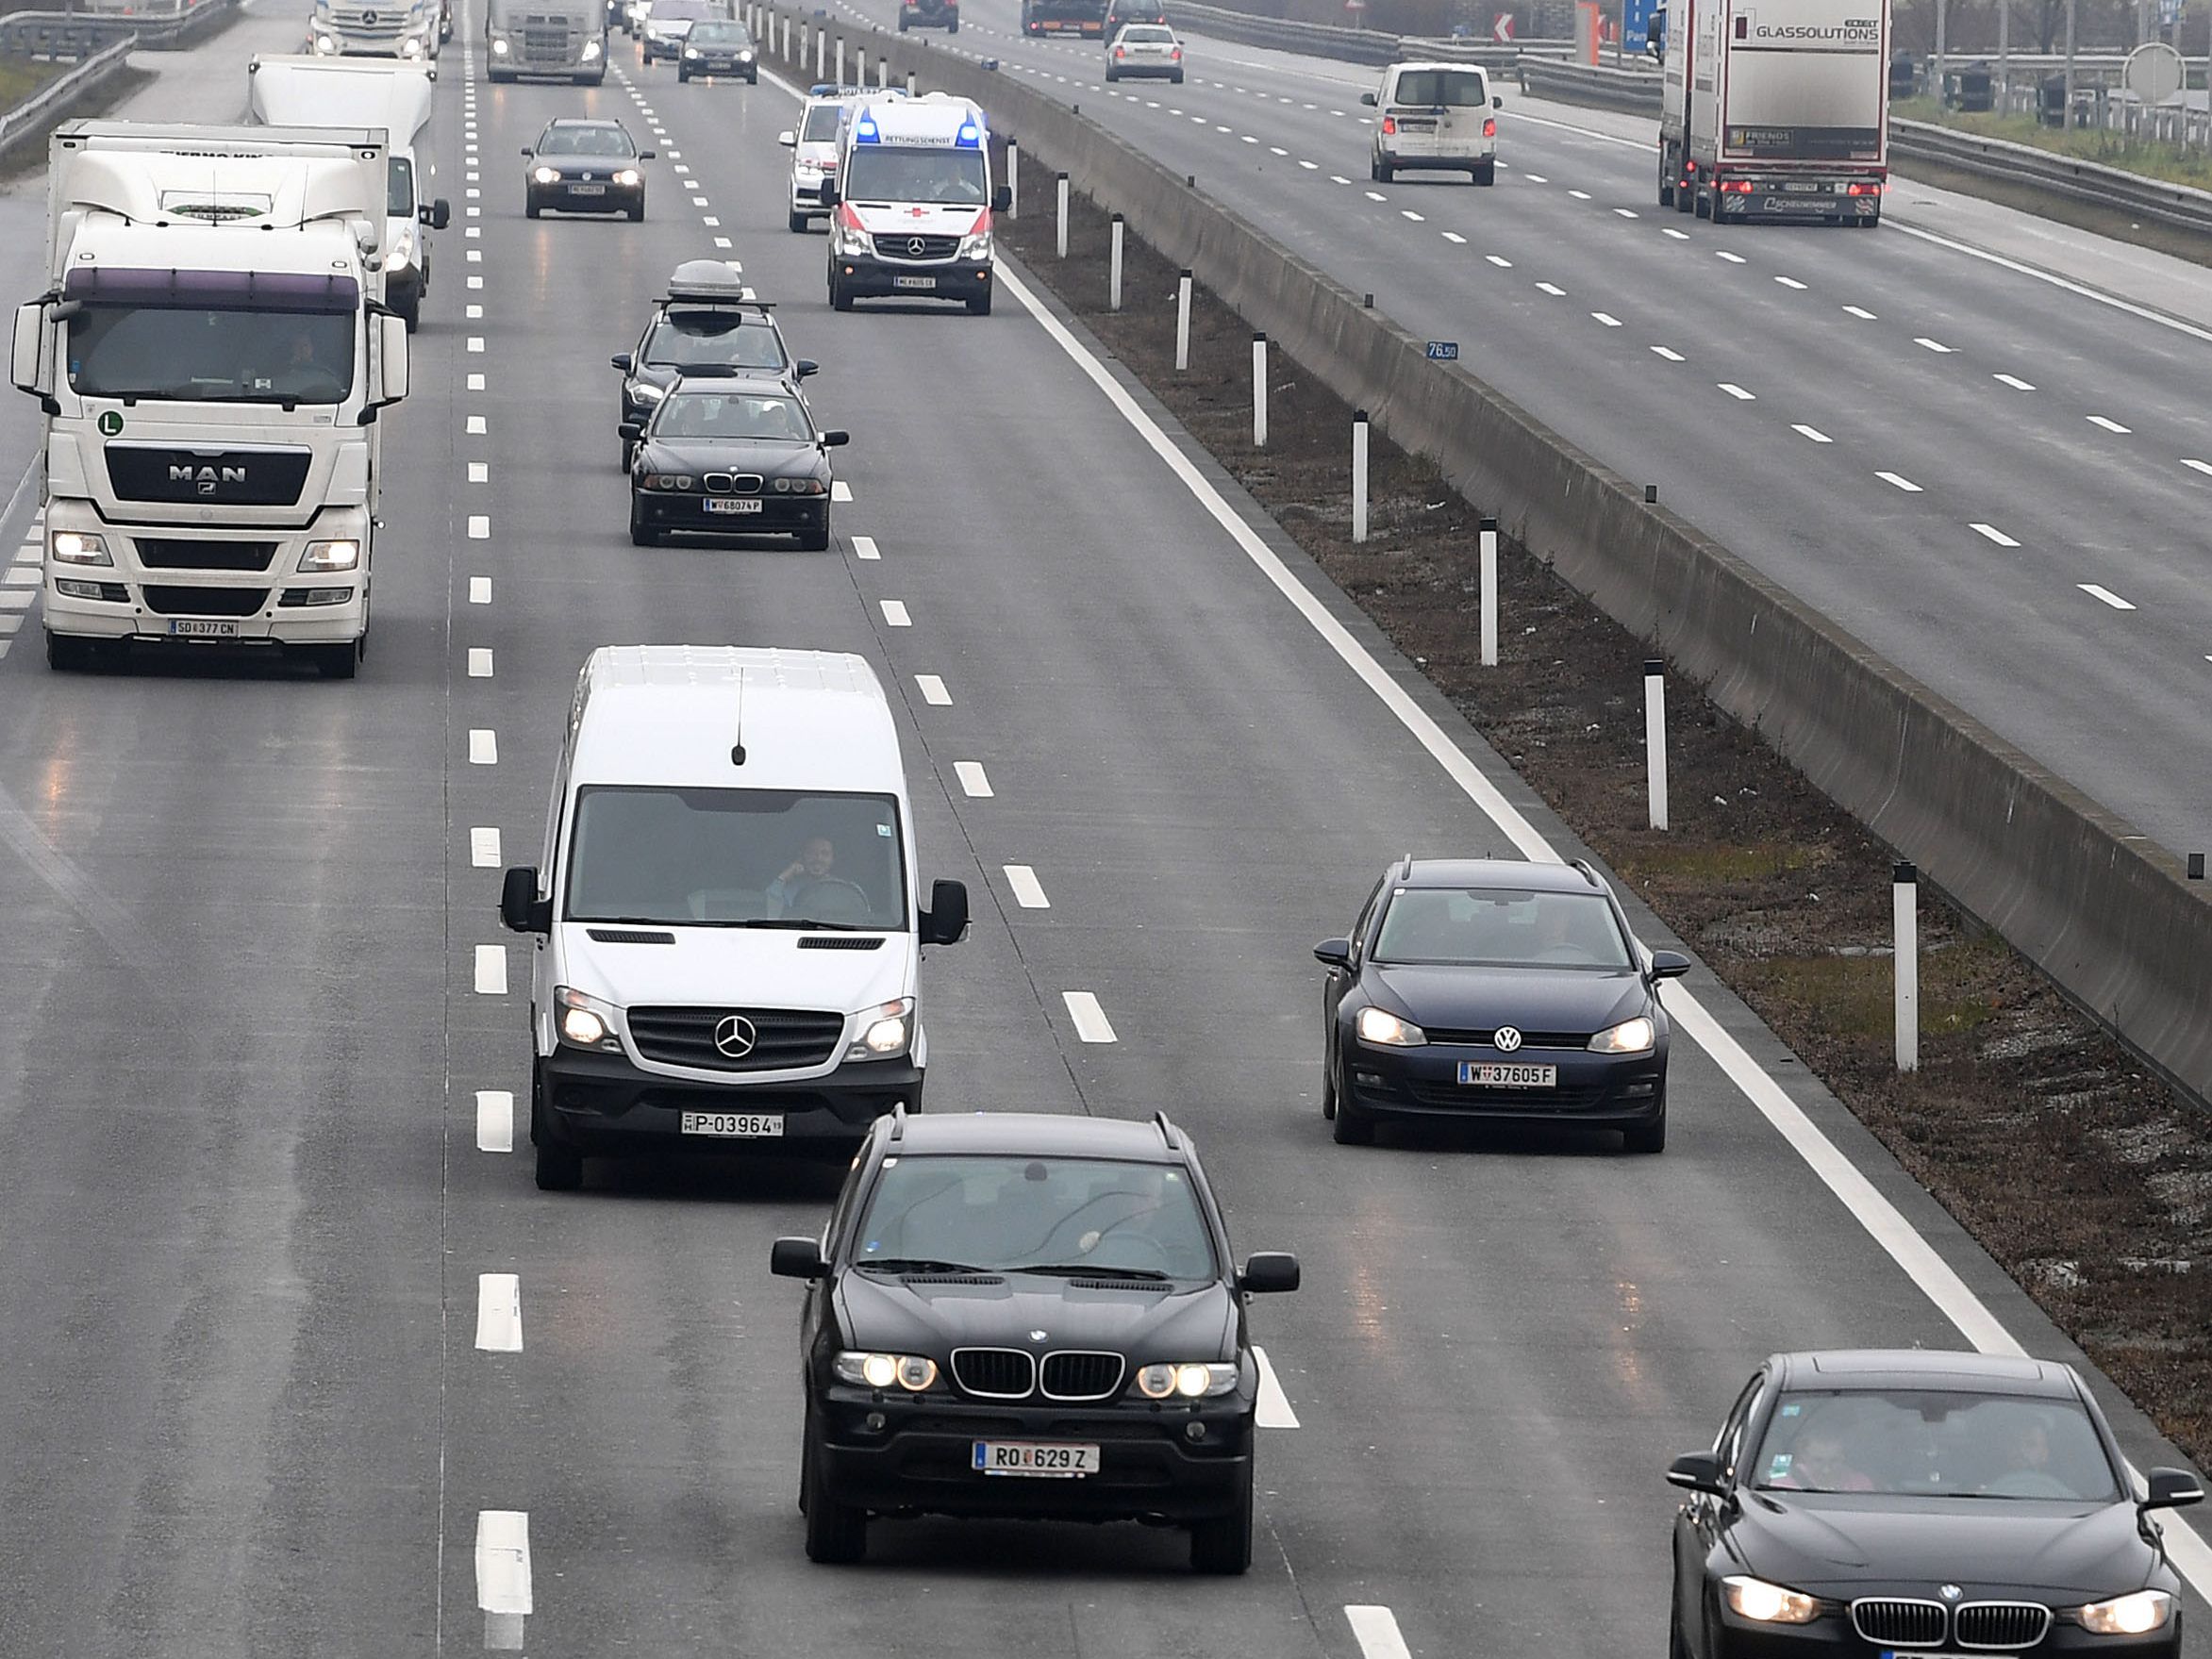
1897, 93, 2212, 190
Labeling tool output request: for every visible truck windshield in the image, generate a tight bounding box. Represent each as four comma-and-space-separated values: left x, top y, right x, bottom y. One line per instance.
390, 155, 415, 217
841, 144, 987, 205
565, 786, 909, 929
68, 307, 355, 405
1391, 69, 1487, 106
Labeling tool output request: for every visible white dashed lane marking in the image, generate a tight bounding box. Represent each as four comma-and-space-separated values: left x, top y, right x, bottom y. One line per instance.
1346, 1606, 1413, 1659
1254, 1345, 1300, 1427
1062, 991, 1118, 1043
2079, 583, 2136, 610
1914, 337, 1954, 353
1003, 864, 1050, 908
473, 944, 507, 995
1970, 523, 2021, 547
469, 729, 498, 765
475, 1090, 513, 1153
954, 760, 993, 798
880, 599, 910, 627
1843, 305, 1877, 320
852, 535, 879, 560
469, 576, 491, 604
475, 1273, 522, 1352
2087, 415, 2131, 433
1791, 423, 1833, 442
915, 673, 951, 705
831, 480, 853, 502
468, 648, 493, 677
470, 826, 501, 867
1995, 373, 2036, 390
1876, 472, 1922, 492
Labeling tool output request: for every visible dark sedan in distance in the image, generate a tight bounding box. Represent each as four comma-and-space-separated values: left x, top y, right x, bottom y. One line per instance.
1670, 1350, 2203, 1657
625, 376, 846, 548
524, 118, 652, 221
771, 1108, 1298, 1572
678, 17, 756, 78
1314, 856, 1688, 1151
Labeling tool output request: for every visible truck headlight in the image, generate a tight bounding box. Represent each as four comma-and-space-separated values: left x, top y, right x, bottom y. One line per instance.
1355, 1005, 1424, 1047
50, 531, 111, 566
298, 539, 361, 573
532, 166, 560, 184
555, 986, 624, 1052
1134, 1362, 1238, 1399
582, 35, 602, 55
845, 998, 913, 1060
491, 35, 508, 50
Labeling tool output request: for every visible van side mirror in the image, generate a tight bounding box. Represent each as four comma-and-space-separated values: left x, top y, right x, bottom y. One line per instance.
10, 301, 49, 399
770, 1236, 827, 1278
501, 865, 553, 933
424, 197, 452, 228
1666, 1451, 1728, 1495
1239, 1252, 1299, 1293
818, 178, 840, 206
777, 128, 797, 146
990, 183, 1011, 212
1650, 950, 1691, 980
1312, 937, 1352, 969
819, 429, 850, 447
921, 878, 969, 944
1358, 90, 1376, 106
610, 352, 634, 373
2143, 1468, 2206, 1511
795, 357, 819, 378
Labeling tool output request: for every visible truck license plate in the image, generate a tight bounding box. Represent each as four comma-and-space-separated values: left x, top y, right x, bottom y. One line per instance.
680, 1111, 784, 1136
1457, 1062, 1555, 1088
169, 619, 241, 639
973, 1440, 1099, 1477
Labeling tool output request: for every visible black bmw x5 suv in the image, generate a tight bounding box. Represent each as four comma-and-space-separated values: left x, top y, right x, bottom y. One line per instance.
771, 1108, 1300, 1571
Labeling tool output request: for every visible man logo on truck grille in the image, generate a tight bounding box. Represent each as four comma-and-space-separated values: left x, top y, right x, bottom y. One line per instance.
713, 1014, 758, 1057
172, 464, 247, 495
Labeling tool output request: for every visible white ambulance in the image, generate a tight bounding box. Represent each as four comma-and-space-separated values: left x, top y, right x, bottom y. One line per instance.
820, 93, 1008, 316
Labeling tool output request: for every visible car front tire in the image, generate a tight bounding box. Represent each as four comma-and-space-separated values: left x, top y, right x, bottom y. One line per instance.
789, 208, 809, 232
802, 1418, 868, 1563
627, 198, 645, 223
1331, 1084, 1374, 1145
525, 193, 541, 218
1622, 1105, 1667, 1154
629, 499, 660, 545
798, 512, 831, 552
1189, 1468, 1254, 1574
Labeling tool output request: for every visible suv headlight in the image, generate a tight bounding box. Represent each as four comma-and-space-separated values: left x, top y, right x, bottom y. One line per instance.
2074, 1591, 2172, 1635
629, 379, 667, 405
1355, 1005, 1424, 1047
50, 531, 111, 566
834, 1351, 939, 1390
846, 997, 913, 1060
1134, 1361, 1238, 1400
555, 986, 623, 1052
1588, 1016, 1655, 1054
737, 45, 753, 58
684, 43, 699, 55
298, 539, 361, 572
1720, 1576, 1821, 1626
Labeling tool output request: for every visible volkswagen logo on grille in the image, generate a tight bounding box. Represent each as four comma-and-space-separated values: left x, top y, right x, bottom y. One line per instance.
713, 1014, 758, 1057
906, 236, 928, 256
1493, 1025, 1523, 1053
1939, 1585, 1963, 1601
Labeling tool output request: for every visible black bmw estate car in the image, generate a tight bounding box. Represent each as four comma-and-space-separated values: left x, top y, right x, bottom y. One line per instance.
1315, 856, 1689, 1151
1669, 1350, 2204, 1658
770, 1108, 1299, 1572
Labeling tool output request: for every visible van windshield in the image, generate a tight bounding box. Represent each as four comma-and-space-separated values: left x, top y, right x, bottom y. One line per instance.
840, 144, 987, 205
1391, 69, 1487, 106
802, 104, 843, 141
565, 786, 908, 929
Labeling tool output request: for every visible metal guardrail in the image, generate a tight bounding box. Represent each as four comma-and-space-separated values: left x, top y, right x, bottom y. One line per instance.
1162, 0, 1570, 69
1517, 58, 2212, 237
0, 30, 130, 156
0, 0, 230, 55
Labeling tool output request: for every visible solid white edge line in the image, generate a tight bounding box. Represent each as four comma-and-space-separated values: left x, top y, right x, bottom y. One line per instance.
1003, 863, 1050, 908
1345, 1605, 1414, 1659
470, 826, 501, 867
474, 1510, 532, 1617
473, 944, 507, 995
1253, 1344, 1300, 1428
1062, 990, 1118, 1043
991, 257, 2212, 1599
475, 1272, 523, 1352
475, 1089, 514, 1153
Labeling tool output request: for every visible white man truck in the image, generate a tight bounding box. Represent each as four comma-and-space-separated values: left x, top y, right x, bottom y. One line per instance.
249, 55, 450, 328
8, 121, 409, 677
1658, 0, 1888, 224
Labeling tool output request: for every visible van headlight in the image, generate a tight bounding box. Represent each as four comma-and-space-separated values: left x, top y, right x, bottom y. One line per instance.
298, 539, 361, 572
399, 34, 422, 54
846, 997, 913, 1060
958, 229, 992, 258
50, 531, 111, 566
389, 234, 414, 270
314, 30, 341, 51
834, 221, 873, 257
555, 986, 624, 1052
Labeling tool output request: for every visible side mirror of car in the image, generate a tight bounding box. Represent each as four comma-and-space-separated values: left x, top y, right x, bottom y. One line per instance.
639, 148, 657, 159
990, 183, 1012, 212
819, 428, 850, 447
770, 1236, 828, 1279
610, 352, 634, 373
795, 357, 819, 378
1666, 1451, 1729, 1495
921, 878, 970, 945
520, 146, 534, 157
1312, 937, 1352, 969
2143, 1468, 2206, 1511
777, 128, 797, 146
1239, 1252, 1300, 1294
500, 866, 552, 934
1358, 90, 1376, 106
618, 420, 644, 442
1650, 950, 1692, 980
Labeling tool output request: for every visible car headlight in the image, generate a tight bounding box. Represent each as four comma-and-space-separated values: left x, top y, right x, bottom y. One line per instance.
845, 997, 914, 1060
555, 986, 623, 1052
1721, 1576, 1821, 1626
1588, 1015, 1655, 1054
532, 166, 559, 184
834, 1351, 940, 1391
629, 379, 667, 404
738, 46, 753, 58
1355, 1005, 1425, 1047
1134, 1361, 1238, 1400
2074, 1590, 2172, 1635
770, 476, 827, 495
298, 538, 360, 572
613, 168, 640, 187
645, 473, 695, 491
957, 230, 991, 258
50, 531, 111, 566
491, 34, 507, 50
684, 44, 699, 55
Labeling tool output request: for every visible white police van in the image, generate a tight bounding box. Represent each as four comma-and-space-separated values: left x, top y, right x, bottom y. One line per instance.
777, 83, 906, 236
821, 92, 1008, 316
499, 646, 971, 1191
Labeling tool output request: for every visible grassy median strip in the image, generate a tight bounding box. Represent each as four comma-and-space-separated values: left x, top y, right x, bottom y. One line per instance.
996, 186, 2211, 1467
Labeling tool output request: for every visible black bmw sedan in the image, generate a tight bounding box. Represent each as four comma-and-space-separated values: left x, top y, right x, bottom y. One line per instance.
1314, 856, 1688, 1151
769, 1108, 1299, 1572
1670, 1350, 2204, 1658
523, 118, 653, 221
624, 375, 847, 548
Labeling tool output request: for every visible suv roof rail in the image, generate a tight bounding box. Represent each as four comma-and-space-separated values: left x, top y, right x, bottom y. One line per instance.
1569, 857, 1604, 889
887, 1102, 909, 1143
1397, 853, 1414, 881
1152, 1110, 1181, 1152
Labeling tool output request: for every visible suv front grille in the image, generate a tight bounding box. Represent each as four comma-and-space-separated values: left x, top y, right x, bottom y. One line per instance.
1851, 1600, 1947, 1648
951, 1348, 1035, 1399
133, 539, 277, 572
1039, 1351, 1124, 1401
141, 585, 268, 617
1954, 1603, 2052, 1651
626, 1005, 843, 1071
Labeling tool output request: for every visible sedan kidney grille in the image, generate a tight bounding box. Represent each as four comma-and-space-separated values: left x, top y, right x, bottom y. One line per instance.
950, 1347, 1035, 1399
1850, 1600, 1948, 1648
1954, 1602, 2051, 1651
1039, 1351, 1125, 1402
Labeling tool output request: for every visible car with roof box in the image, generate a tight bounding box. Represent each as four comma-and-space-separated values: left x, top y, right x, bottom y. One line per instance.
611, 259, 815, 470
771, 1107, 1299, 1572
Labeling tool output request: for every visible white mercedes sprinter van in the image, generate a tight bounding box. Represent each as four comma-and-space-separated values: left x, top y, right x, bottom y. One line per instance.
500, 646, 970, 1191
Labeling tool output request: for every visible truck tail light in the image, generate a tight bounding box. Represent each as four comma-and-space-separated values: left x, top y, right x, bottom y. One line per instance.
1846, 181, 1883, 196
1720, 178, 1753, 193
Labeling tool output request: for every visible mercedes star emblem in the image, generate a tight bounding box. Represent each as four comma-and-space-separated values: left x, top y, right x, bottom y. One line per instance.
906, 236, 928, 256
1493, 1025, 1523, 1053
713, 1013, 757, 1058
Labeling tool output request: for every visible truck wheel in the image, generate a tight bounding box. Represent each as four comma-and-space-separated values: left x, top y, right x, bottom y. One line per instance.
1693, 188, 1710, 220
310, 639, 361, 680
1472, 158, 1494, 185
43, 631, 98, 672
1658, 162, 1674, 208
1675, 175, 1694, 213
966, 290, 990, 316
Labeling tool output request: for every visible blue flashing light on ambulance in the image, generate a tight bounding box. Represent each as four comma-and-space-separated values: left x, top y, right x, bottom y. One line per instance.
820, 94, 1008, 317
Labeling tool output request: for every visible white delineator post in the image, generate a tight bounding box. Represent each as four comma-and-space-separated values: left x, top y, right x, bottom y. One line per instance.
1643, 658, 1668, 831
1351, 409, 1370, 542
1174, 268, 1192, 371
1108, 212, 1123, 310
836, 36, 845, 80
1252, 333, 1267, 447
816, 27, 826, 78
906, 69, 918, 95
1894, 860, 1920, 1072
1006, 139, 1019, 216
1055, 172, 1070, 257
1479, 514, 1499, 667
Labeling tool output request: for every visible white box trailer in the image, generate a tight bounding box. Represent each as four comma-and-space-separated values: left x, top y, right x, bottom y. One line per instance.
8, 121, 408, 677
1658, 0, 1888, 224
248, 56, 449, 326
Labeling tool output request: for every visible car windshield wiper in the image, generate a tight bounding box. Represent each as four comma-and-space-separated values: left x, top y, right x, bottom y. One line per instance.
1009, 1263, 1174, 1282
856, 1256, 996, 1275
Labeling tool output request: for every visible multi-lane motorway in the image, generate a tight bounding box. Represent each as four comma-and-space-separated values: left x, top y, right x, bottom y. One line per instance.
0, 8, 2205, 1655
819, 0, 2212, 858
